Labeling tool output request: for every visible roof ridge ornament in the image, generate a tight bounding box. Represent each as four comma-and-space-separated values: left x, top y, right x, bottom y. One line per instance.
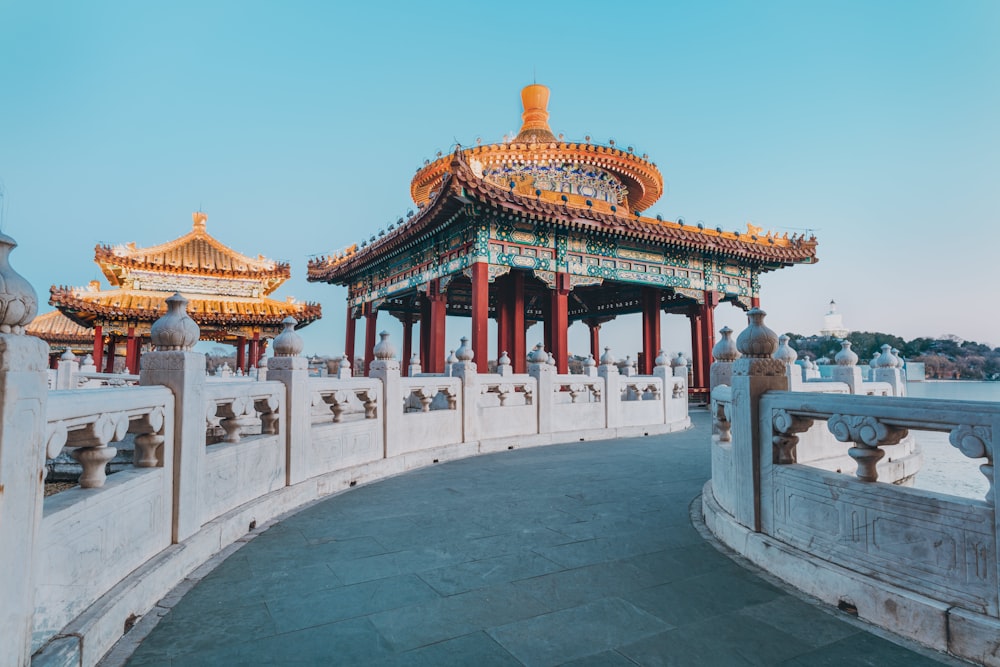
193, 211, 207, 232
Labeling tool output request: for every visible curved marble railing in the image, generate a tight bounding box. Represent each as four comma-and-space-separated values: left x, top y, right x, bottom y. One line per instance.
703, 311, 999, 665
17, 337, 690, 666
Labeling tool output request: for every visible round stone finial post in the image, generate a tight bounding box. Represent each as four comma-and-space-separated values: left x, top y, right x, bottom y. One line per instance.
670, 352, 687, 370
773, 335, 798, 364
584, 354, 596, 369
834, 340, 858, 366
891, 348, 904, 369
0, 232, 39, 334
712, 326, 740, 362
654, 349, 668, 367
150, 293, 200, 350
875, 344, 895, 369
455, 336, 474, 362
446, 349, 458, 365
527, 343, 547, 364
498, 351, 510, 367
735, 308, 779, 358
373, 331, 396, 360
272, 316, 304, 357
60, 347, 76, 362
599, 346, 615, 366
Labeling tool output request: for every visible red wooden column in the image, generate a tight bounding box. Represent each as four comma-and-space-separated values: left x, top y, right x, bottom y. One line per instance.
586, 319, 601, 361
251, 332, 263, 367
363, 305, 378, 375
236, 335, 247, 372
469, 262, 489, 372
420, 281, 447, 373
508, 271, 526, 373
135, 336, 144, 372
700, 290, 720, 384
496, 278, 511, 364
640, 287, 662, 375
401, 314, 414, 376
125, 325, 137, 373
92, 324, 104, 371
751, 296, 761, 308
345, 305, 357, 368
104, 336, 116, 373
549, 273, 570, 374
689, 306, 705, 389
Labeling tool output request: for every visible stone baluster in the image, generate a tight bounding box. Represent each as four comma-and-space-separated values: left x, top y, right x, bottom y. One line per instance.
140, 292, 205, 542
730, 308, 787, 531
773, 335, 801, 389
445, 349, 457, 377
873, 344, 905, 397
597, 346, 621, 429
827, 414, 908, 482
368, 331, 401, 457
336, 355, 352, 379
652, 350, 673, 424
709, 327, 739, 390
56, 347, 79, 390
831, 340, 862, 394
670, 352, 688, 378
582, 354, 597, 377
771, 408, 814, 465
0, 232, 48, 665
528, 343, 556, 433
451, 337, 479, 441
408, 352, 422, 377
497, 350, 512, 377
267, 316, 307, 484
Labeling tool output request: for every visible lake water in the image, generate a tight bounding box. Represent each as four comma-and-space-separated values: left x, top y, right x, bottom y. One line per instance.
905, 381, 998, 501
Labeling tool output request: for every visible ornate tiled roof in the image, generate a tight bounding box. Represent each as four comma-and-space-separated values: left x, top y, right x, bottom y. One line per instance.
308, 152, 818, 284
26, 309, 93, 343
50, 285, 322, 329
96, 212, 290, 295
410, 85, 664, 213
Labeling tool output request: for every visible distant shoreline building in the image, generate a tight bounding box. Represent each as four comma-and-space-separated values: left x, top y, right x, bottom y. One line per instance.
42, 212, 321, 372
820, 299, 849, 338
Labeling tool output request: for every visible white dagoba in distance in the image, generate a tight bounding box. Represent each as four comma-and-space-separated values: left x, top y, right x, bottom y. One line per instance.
820, 299, 849, 338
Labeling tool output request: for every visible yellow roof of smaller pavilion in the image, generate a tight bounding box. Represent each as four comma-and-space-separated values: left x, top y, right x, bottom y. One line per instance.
96, 212, 290, 295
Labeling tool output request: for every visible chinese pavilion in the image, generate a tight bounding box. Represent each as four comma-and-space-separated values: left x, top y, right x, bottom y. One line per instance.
308, 85, 817, 394
50, 212, 322, 372
26, 310, 94, 366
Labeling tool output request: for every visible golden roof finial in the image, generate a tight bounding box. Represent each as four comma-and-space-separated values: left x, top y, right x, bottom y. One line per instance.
515, 83, 557, 144
193, 211, 207, 231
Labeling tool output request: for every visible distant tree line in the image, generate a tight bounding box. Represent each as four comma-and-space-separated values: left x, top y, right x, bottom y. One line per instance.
784, 332, 1000, 381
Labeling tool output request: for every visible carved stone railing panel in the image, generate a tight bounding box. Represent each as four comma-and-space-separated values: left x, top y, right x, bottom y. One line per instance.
402, 380, 458, 413
762, 391, 995, 502
554, 376, 602, 404
309, 377, 382, 424
710, 385, 732, 443
45, 387, 173, 488
204, 381, 283, 446
620, 376, 661, 402
771, 408, 814, 465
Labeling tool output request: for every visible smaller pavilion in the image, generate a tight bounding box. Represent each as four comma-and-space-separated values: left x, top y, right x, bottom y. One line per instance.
26, 310, 94, 367
50, 212, 322, 372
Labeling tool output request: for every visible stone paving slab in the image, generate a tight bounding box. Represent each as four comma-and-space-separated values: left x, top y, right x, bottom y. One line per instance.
117, 412, 956, 666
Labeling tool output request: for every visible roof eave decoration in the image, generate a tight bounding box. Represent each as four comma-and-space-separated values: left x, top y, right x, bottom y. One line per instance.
49, 286, 323, 329
308, 152, 817, 284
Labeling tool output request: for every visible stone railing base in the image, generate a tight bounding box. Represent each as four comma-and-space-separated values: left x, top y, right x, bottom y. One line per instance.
701, 480, 1000, 667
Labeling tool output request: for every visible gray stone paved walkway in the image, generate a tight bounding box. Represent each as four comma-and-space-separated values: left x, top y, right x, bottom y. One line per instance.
121, 412, 953, 666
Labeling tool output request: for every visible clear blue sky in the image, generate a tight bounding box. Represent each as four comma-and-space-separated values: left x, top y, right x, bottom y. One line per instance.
2, 0, 997, 360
